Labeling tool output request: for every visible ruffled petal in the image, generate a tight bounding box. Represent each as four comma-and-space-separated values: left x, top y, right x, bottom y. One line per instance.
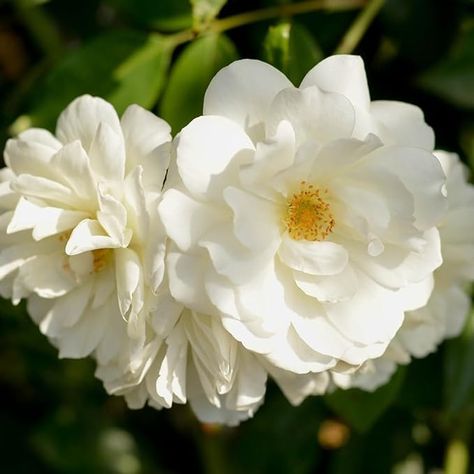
56, 95, 121, 151
204, 59, 293, 133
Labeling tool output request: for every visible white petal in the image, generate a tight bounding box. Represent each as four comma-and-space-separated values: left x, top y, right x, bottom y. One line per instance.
325, 274, 404, 345
278, 235, 348, 275
0, 175, 18, 211
12, 174, 78, 209
121, 104, 171, 172
143, 199, 166, 292
159, 188, 225, 252
223, 186, 281, 251
39, 281, 93, 336
149, 288, 183, 337
293, 264, 358, 302
300, 55, 370, 110
240, 119, 296, 188
176, 115, 254, 197
204, 59, 293, 132
156, 321, 188, 406
292, 315, 385, 365
265, 362, 330, 405
56, 95, 121, 151
4, 138, 58, 179
115, 247, 142, 318
18, 253, 77, 298
166, 249, 217, 315
367, 145, 446, 229
57, 300, 112, 359
18, 128, 62, 149
7, 197, 45, 234
65, 219, 123, 255
267, 86, 355, 145
123, 166, 148, 244
32, 207, 90, 241
353, 228, 442, 288
225, 349, 267, 411
8, 197, 89, 240
49, 140, 97, 207
200, 227, 272, 284
96, 185, 132, 247
308, 134, 382, 181
91, 266, 115, 308
396, 275, 434, 312
370, 101, 435, 150
89, 122, 126, 185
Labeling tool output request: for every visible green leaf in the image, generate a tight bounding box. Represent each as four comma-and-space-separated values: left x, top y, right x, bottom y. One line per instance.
108, 34, 173, 114
418, 24, 474, 108
324, 368, 405, 433
27, 31, 171, 130
107, 0, 192, 31
444, 308, 474, 415
230, 386, 324, 474
160, 33, 238, 133
28, 31, 146, 129
264, 21, 323, 85
191, 0, 227, 29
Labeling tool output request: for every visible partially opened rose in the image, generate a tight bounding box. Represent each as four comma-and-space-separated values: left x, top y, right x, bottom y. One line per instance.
98, 305, 267, 425
0, 95, 173, 367
159, 55, 446, 376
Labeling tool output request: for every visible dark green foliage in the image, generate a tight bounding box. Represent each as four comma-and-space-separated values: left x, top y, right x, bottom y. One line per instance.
1, 0, 474, 472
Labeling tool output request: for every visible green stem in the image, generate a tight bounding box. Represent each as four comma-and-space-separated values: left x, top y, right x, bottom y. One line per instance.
195, 427, 231, 474
334, 0, 384, 54
167, 0, 366, 47
211, 0, 366, 33
444, 416, 472, 474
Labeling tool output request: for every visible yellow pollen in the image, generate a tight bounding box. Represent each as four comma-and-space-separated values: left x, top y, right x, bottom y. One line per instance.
284, 181, 335, 241
92, 249, 109, 273
58, 231, 71, 242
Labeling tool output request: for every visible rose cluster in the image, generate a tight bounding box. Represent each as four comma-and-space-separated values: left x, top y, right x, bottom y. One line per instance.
1, 55, 473, 425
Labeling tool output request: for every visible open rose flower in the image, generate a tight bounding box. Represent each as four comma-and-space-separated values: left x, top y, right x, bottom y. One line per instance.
333, 150, 474, 392
0, 95, 172, 365
159, 55, 446, 376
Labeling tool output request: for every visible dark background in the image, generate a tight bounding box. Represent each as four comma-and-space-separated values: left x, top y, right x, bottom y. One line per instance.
0, 0, 473, 472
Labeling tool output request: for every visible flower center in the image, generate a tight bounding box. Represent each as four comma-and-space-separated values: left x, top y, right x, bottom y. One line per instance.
284, 181, 335, 241
92, 249, 109, 273
59, 231, 110, 274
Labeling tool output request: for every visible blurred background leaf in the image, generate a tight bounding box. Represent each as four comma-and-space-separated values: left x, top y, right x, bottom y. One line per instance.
263, 21, 323, 85
444, 309, 474, 415
418, 22, 474, 109
0, 0, 474, 472
160, 33, 238, 132
324, 368, 405, 433
106, 0, 193, 31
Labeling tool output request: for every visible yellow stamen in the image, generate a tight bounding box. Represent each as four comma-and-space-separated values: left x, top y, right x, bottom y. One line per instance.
284, 181, 335, 241
92, 249, 109, 273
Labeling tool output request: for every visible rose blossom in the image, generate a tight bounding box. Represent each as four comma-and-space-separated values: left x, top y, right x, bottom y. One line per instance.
0, 95, 172, 366
159, 55, 446, 376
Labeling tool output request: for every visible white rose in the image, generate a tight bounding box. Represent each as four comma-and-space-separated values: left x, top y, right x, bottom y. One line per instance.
159, 55, 446, 376
334, 151, 474, 392
0, 95, 172, 364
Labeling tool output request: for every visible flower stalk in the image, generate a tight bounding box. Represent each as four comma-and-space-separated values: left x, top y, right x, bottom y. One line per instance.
167, 0, 366, 47
334, 0, 385, 54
